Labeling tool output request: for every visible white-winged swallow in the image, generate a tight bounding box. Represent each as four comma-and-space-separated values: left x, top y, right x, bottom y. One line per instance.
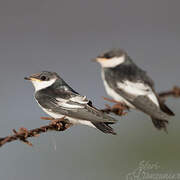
94, 49, 175, 132
25, 71, 117, 134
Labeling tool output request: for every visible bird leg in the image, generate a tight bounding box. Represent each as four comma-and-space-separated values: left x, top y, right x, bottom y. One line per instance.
111, 103, 128, 116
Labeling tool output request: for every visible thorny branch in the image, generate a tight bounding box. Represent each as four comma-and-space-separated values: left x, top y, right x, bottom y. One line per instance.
0, 86, 180, 148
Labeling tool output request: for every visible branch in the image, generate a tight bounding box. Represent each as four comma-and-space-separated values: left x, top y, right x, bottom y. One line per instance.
158, 86, 180, 98
0, 86, 179, 148
0, 119, 70, 148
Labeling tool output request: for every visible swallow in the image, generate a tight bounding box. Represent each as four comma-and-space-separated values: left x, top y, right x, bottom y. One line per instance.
25, 71, 117, 134
94, 49, 175, 132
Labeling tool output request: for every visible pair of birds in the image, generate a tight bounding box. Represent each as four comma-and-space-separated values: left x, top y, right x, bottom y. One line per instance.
25, 49, 174, 135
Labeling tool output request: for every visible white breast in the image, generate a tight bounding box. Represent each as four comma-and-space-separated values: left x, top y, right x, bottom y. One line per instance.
101, 71, 135, 108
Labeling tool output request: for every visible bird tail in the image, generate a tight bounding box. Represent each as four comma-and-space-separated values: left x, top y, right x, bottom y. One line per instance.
92, 122, 116, 135
159, 102, 175, 116
151, 117, 169, 133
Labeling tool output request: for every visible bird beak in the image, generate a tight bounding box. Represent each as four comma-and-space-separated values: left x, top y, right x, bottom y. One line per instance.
24, 77, 31, 80
24, 75, 41, 82
91, 58, 98, 62
91, 57, 107, 62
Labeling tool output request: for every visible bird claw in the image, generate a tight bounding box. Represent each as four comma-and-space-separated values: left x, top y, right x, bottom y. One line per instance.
65, 123, 73, 129
41, 116, 72, 131
103, 97, 129, 116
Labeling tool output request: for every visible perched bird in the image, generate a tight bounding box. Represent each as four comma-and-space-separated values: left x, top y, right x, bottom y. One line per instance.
24, 71, 117, 134
94, 49, 175, 132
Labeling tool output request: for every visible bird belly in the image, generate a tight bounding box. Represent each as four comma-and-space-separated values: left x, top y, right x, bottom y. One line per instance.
104, 82, 135, 108
101, 72, 135, 108
69, 119, 96, 128
41, 107, 95, 128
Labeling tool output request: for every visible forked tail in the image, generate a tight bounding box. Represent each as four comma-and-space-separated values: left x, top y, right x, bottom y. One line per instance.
151, 117, 169, 133
92, 122, 116, 135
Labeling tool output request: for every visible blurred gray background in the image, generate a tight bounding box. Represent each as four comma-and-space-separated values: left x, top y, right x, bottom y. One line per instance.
0, 0, 180, 179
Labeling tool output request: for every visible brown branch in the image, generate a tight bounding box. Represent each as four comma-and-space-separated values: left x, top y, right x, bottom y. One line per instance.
158, 86, 180, 98
0, 86, 179, 148
0, 119, 70, 148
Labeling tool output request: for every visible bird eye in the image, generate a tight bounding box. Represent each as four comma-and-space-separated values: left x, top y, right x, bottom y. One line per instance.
104, 53, 111, 59
40, 76, 47, 81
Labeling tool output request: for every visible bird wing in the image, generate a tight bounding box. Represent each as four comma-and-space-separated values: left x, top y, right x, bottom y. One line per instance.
130, 95, 170, 120
116, 80, 159, 106
35, 91, 116, 123
114, 81, 170, 120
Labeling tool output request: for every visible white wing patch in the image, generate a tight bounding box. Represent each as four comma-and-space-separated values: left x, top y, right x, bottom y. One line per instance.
117, 80, 159, 107
56, 95, 88, 109
70, 96, 89, 104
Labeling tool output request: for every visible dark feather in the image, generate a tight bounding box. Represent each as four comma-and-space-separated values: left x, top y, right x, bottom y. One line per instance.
158, 99, 175, 116
92, 122, 116, 135
35, 88, 117, 123
151, 117, 169, 133
131, 95, 170, 120
103, 56, 154, 88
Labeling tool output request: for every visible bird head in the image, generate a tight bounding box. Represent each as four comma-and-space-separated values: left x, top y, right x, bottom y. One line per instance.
24, 71, 60, 91
93, 49, 127, 68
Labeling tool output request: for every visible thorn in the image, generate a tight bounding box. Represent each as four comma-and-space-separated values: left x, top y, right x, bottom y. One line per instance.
12, 128, 33, 147
19, 127, 29, 138
41, 117, 55, 120
102, 96, 119, 103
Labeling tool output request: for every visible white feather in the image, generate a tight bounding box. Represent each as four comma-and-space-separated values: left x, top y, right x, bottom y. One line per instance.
59, 102, 84, 109
70, 96, 88, 104
117, 81, 159, 107
101, 71, 135, 108
56, 97, 85, 109
98, 56, 125, 68
32, 78, 56, 91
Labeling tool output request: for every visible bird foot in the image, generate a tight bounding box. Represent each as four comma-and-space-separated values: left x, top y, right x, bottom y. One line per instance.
111, 103, 128, 116
64, 123, 73, 129
41, 116, 72, 130
103, 97, 129, 116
